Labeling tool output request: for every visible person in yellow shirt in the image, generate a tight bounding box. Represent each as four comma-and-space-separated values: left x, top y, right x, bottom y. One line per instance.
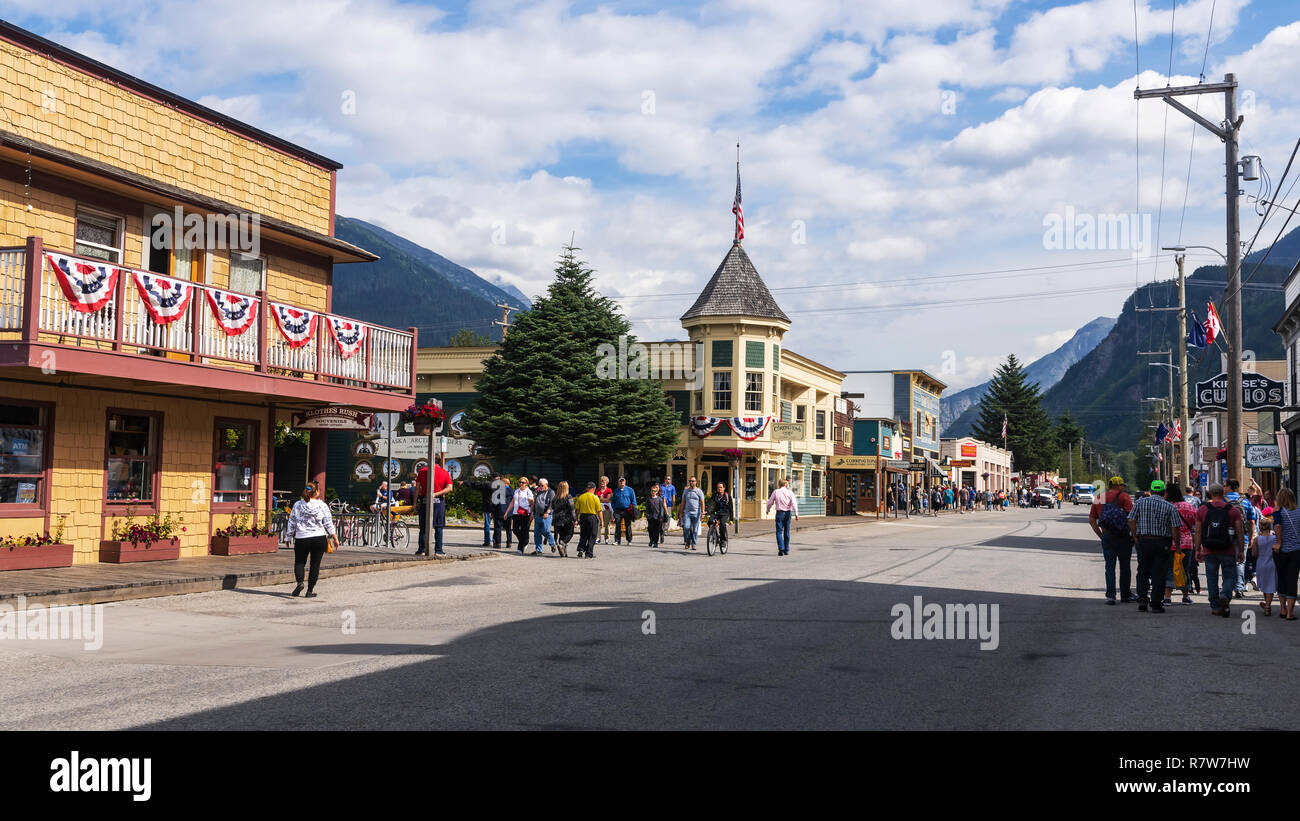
574, 482, 603, 559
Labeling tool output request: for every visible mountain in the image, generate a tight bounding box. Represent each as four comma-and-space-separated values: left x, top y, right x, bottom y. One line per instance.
942, 315, 1116, 437
331, 216, 531, 345
1041, 250, 1295, 451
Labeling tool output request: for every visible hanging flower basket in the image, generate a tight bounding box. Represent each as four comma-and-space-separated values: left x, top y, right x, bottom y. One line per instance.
403, 402, 445, 435
721, 448, 744, 462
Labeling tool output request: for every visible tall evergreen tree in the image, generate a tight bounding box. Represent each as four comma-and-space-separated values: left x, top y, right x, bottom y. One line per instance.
1053, 411, 1085, 482
461, 246, 680, 480
972, 354, 1054, 474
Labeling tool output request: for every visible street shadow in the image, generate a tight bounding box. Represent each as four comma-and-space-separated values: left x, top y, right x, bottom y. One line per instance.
977, 535, 1100, 554
133, 576, 1300, 731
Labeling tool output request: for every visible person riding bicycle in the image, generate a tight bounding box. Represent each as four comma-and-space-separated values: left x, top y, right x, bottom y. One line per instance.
370, 481, 394, 514
708, 483, 733, 548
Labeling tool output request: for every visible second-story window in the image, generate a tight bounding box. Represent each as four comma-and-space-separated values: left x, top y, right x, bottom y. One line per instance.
816, 410, 827, 440
229, 253, 265, 295
75, 210, 123, 263
745, 372, 763, 412
713, 372, 732, 412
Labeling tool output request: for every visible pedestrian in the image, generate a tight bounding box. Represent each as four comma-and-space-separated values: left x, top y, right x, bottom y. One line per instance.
370, 481, 393, 513
395, 481, 413, 506
596, 476, 613, 545
574, 481, 602, 558
286, 483, 338, 598
1226, 478, 1256, 597
1252, 518, 1278, 616
678, 476, 705, 551
551, 481, 576, 557
414, 457, 452, 556
611, 476, 637, 545
461, 475, 497, 546
491, 474, 513, 549
533, 477, 557, 553
1272, 487, 1300, 620
1168, 483, 1196, 605
707, 482, 733, 550
1126, 479, 1181, 613
661, 475, 677, 532
1089, 476, 1136, 605
506, 476, 535, 554
765, 476, 799, 556
645, 483, 668, 548
1194, 483, 1245, 618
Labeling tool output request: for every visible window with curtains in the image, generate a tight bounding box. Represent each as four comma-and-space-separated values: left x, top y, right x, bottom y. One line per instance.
745, 372, 763, 412
75, 209, 124, 263
229, 253, 265, 295
713, 372, 732, 411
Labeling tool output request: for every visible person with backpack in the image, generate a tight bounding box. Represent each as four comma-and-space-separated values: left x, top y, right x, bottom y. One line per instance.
1126, 479, 1182, 613
1194, 483, 1245, 618
1089, 476, 1136, 605
1225, 478, 1256, 598
550, 481, 576, 557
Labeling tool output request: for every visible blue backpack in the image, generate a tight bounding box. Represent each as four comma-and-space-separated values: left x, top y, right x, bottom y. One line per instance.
1099, 498, 1129, 534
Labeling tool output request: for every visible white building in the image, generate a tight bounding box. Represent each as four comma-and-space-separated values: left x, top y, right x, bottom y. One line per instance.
940, 437, 1013, 493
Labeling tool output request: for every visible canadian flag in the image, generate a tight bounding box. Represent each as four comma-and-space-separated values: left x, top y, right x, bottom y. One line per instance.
1205, 301, 1224, 346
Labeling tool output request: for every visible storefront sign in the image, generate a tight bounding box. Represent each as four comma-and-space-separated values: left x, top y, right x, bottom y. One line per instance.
371, 437, 432, 459
293, 406, 374, 430
1195, 372, 1285, 412
1202, 446, 1220, 463
949, 459, 974, 467
829, 455, 877, 469
886, 459, 911, 471
770, 422, 805, 441
960, 443, 977, 458
909, 459, 928, 472
1246, 444, 1282, 468
352, 461, 374, 481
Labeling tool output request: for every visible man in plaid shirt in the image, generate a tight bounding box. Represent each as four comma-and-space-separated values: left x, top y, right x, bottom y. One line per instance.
1127, 479, 1183, 613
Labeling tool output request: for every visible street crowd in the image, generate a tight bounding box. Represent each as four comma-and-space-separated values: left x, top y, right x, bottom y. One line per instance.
1086, 475, 1298, 617
884, 482, 1058, 516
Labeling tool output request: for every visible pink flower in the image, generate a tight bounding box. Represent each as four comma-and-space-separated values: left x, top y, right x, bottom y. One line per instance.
181, 527, 187, 532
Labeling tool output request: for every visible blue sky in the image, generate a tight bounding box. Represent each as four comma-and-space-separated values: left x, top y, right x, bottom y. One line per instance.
7, 0, 1300, 389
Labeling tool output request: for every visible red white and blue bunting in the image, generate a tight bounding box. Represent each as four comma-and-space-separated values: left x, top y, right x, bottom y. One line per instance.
691, 416, 725, 437
728, 416, 771, 441
45, 252, 120, 313
205, 289, 259, 337
270, 303, 318, 349
327, 317, 367, 359
132, 270, 194, 324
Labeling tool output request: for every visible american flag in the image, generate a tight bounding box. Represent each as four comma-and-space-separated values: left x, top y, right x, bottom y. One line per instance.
1001, 413, 1007, 440
1170, 419, 1181, 442
732, 159, 744, 242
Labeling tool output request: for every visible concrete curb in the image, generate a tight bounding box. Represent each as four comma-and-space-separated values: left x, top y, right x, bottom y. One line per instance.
1, 551, 499, 608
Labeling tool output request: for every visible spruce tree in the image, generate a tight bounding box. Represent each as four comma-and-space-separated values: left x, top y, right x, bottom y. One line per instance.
461, 245, 680, 480
972, 354, 1054, 474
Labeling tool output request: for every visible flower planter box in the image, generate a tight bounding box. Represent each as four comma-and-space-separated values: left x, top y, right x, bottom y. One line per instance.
0, 543, 74, 571
210, 534, 280, 556
99, 539, 180, 563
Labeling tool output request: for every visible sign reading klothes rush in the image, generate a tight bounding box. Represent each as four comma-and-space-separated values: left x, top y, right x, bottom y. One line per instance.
1195, 372, 1285, 412
292, 407, 375, 430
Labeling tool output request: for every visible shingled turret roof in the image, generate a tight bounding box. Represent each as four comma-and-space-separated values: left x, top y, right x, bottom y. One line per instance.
680, 242, 790, 323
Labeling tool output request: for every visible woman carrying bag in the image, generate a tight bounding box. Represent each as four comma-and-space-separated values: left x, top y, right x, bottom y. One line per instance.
551, 481, 576, 558
645, 483, 667, 548
286, 483, 338, 598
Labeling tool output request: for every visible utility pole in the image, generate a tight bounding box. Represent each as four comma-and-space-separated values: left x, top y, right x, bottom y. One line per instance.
1175, 253, 1189, 488
1136, 73, 1244, 485
493, 302, 517, 340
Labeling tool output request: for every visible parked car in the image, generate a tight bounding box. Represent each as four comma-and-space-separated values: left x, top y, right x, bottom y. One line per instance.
1033, 487, 1057, 507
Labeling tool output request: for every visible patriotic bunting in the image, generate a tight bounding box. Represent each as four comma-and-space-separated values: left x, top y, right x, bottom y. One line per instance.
205, 289, 259, 337
691, 416, 725, 437
270, 303, 318, 348
728, 416, 771, 441
327, 317, 367, 359
132, 270, 194, 324
45, 252, 120, 313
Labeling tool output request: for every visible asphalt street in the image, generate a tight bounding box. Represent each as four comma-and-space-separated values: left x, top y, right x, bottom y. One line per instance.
0, 505, 1290, 730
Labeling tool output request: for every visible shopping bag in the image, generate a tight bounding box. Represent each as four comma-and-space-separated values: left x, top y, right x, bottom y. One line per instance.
1172, 551, 1187, 588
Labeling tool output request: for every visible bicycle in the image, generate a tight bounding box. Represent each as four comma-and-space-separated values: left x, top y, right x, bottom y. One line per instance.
366, 508, 408, 550
705, 516, 729, 556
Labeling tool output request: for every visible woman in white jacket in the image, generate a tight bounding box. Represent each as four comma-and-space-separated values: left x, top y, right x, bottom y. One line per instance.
286, 483, 338, 597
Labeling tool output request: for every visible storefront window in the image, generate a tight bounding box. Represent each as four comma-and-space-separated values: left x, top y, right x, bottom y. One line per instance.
792, 468, 804, 497
0, 403, 48, 506
811, 469, 822, 497
106, 412, 159, 503
214, 421, 256, 505
745, 467, 756, 501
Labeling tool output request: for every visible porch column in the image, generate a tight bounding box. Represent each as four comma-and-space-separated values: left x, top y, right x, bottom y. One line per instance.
309, 429, 328, 497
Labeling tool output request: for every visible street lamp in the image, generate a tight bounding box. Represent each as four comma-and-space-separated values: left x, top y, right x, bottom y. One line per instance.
1162, 244, 1228, 263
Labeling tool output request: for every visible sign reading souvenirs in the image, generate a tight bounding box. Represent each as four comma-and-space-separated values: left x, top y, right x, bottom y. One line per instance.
770, 422, 805, 441
1246, 444, 1282, 469
1194, 372, 1285, 412
292, 406, 374, 430
949, 459, 975, 467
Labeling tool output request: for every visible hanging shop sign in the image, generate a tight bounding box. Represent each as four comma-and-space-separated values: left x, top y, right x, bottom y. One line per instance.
1194, 372, 1285, 412
1245, 444, 1282, 468
949, 459, 975, 467
292, 407, 374, 430
829, 455, 877, 470
886, 460, 911, 471
960, 443, 978, 458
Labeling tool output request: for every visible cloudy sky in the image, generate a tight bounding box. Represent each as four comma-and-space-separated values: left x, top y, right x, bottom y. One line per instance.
8, 0, 1300, 389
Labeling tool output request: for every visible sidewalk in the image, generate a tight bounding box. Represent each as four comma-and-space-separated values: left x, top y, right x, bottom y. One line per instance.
0, 542, 495, 608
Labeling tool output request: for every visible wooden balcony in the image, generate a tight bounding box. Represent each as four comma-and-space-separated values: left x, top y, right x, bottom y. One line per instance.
0, 237, 416, 409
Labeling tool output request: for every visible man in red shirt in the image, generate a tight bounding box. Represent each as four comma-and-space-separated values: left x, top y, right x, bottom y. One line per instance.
1088, 476, 1135, 604
415, 457, 453, 556
1194, 483, 1245, 617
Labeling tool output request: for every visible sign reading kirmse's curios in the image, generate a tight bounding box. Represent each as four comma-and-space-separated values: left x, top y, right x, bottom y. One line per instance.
1194, 372, 1286, 412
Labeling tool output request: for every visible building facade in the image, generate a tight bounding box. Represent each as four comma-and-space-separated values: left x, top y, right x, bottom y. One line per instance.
940, 437, 1013, 493
0, 23, 415, 563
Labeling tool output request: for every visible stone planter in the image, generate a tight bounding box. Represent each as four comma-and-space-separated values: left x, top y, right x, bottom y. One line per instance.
0, 542, 74, 571
210, 534, 280, 556
99, 539, 181, 563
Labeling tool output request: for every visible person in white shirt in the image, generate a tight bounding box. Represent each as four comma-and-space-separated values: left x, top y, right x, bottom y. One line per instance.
506, 476, 536, 554
765, 478, 800, 556
285, 483, 338, 597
